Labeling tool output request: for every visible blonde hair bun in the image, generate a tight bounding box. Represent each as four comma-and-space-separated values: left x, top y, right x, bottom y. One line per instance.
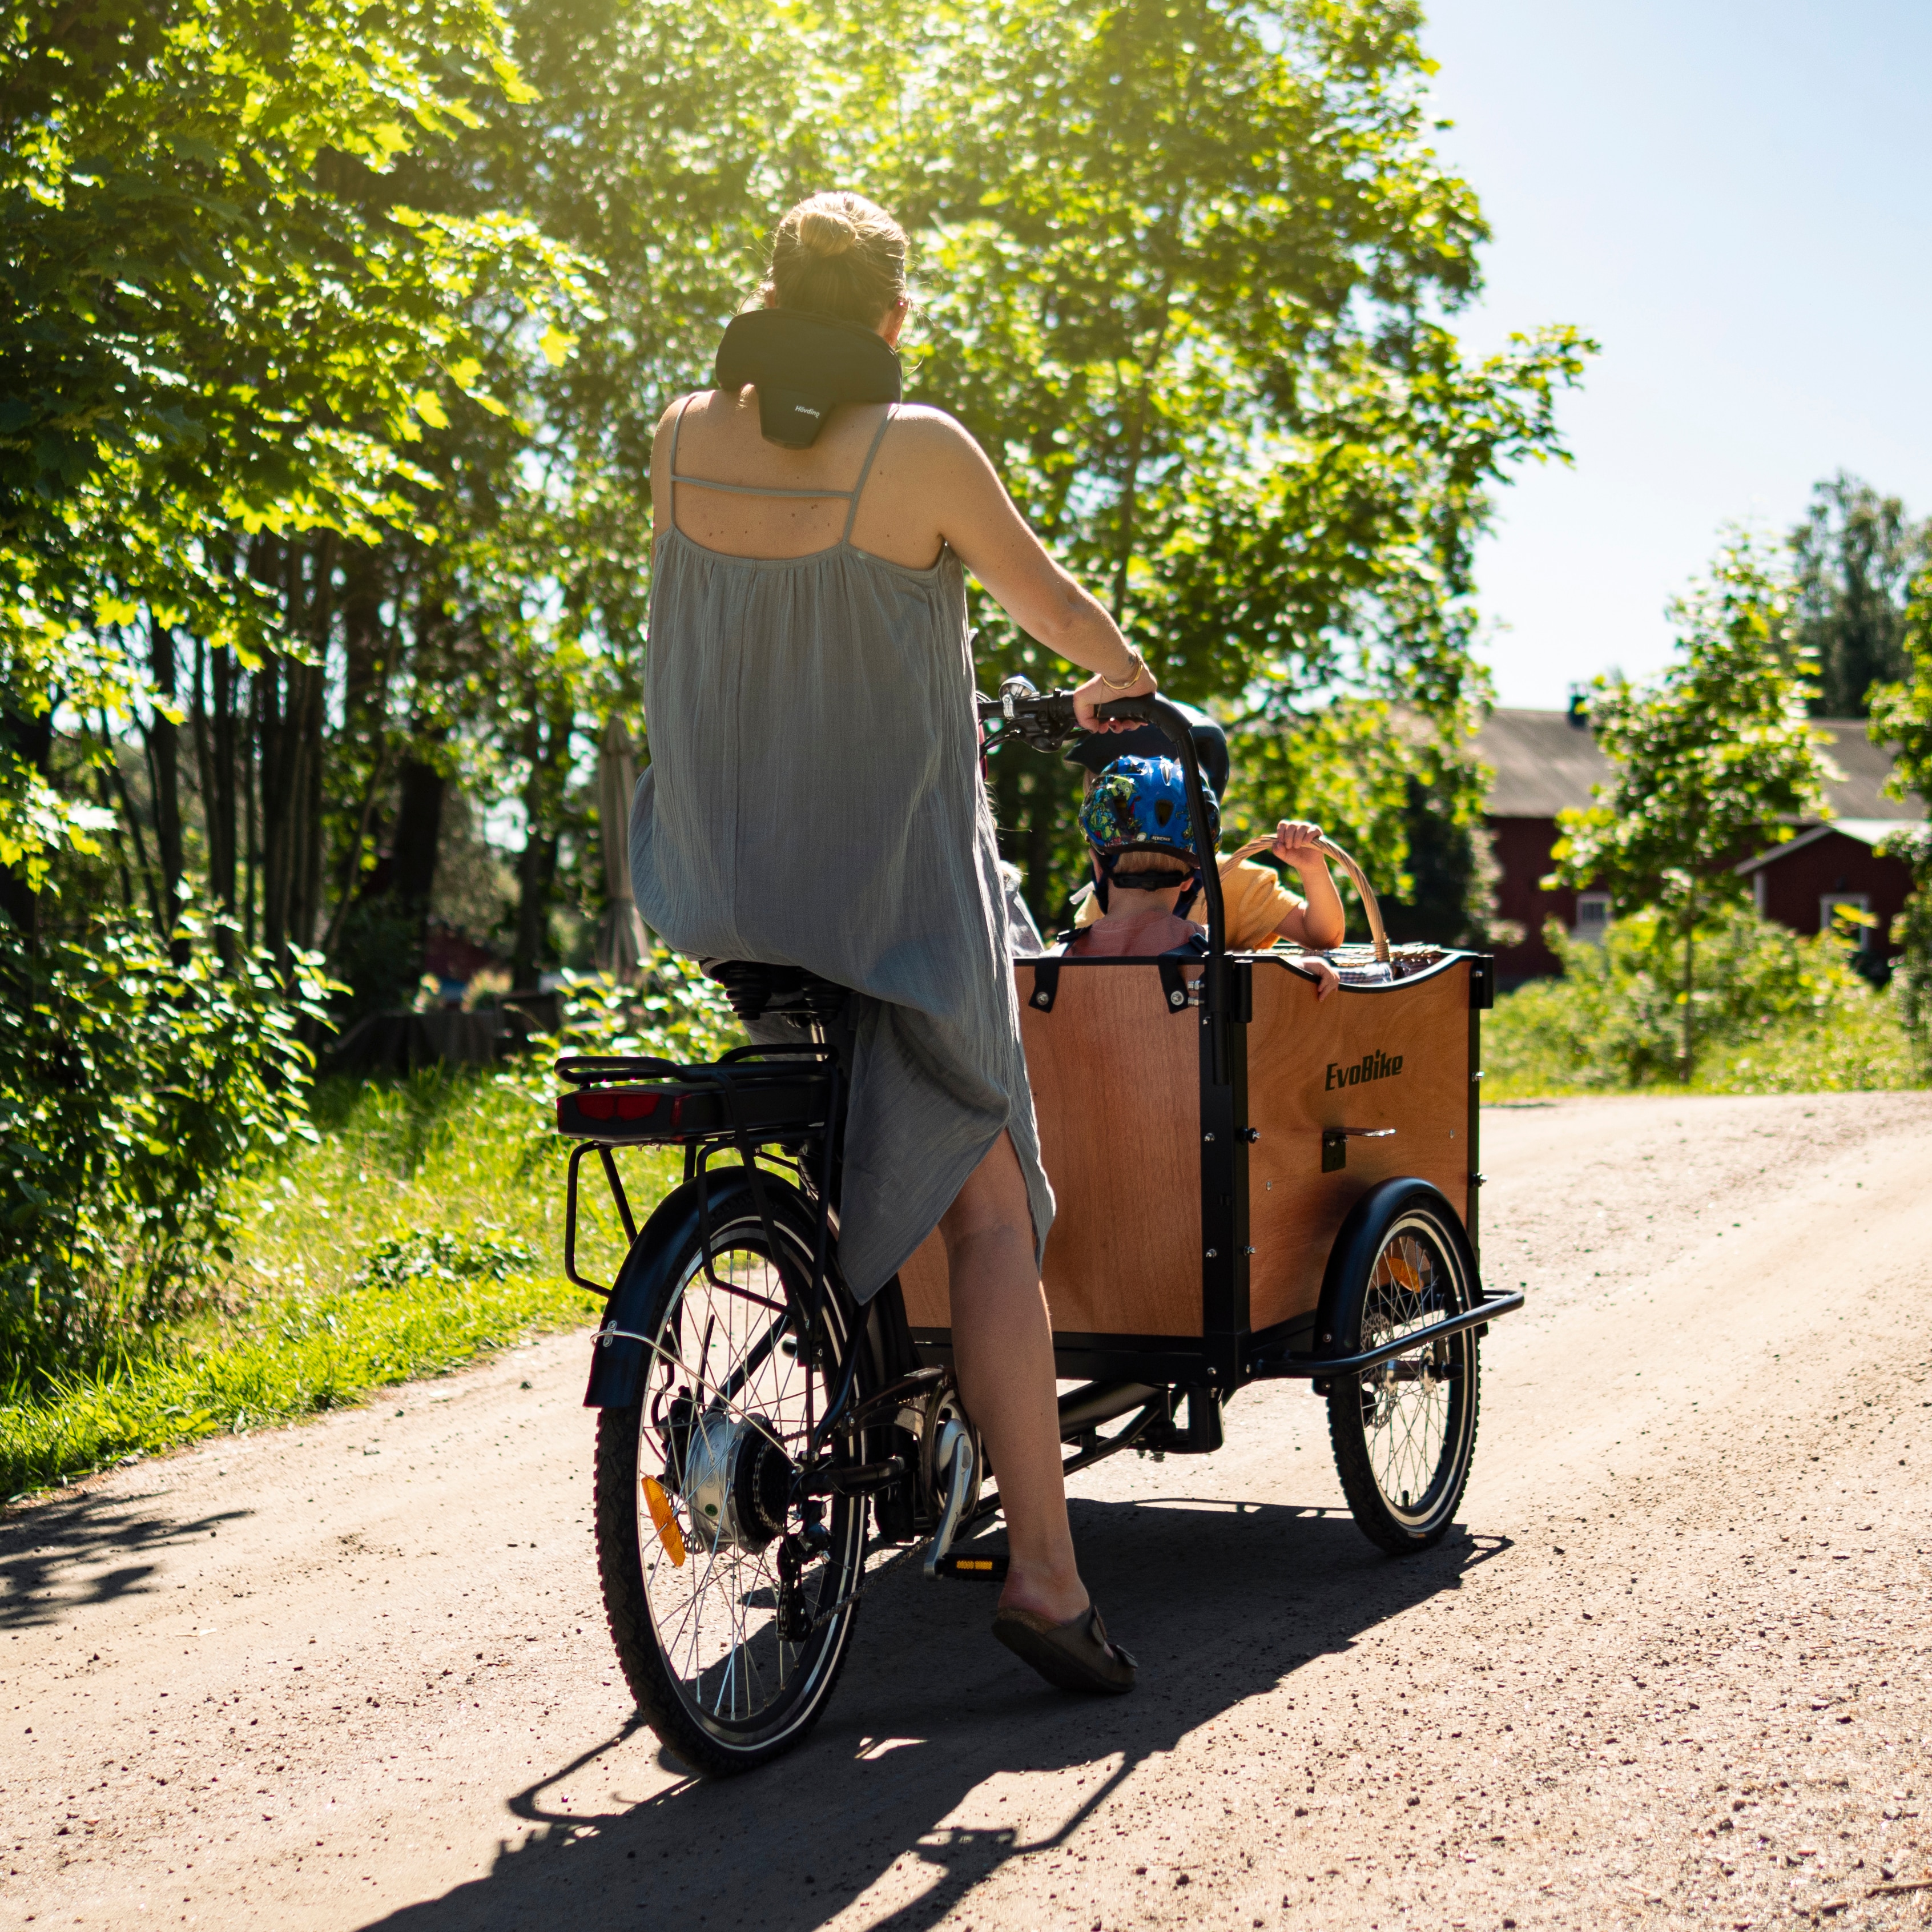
796, 208, 857, 257
763, 191, 908, 326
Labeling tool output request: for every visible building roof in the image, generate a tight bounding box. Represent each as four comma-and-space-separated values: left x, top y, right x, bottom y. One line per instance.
1810, 721, 1926, 818
1476, 709, 1926, 822
1733, 819, 1927, 876
1475, 709, 1609, 818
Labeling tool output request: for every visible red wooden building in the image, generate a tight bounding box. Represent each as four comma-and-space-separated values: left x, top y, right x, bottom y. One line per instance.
1734, 822, 1918, 962
1475, 706, 1924, 983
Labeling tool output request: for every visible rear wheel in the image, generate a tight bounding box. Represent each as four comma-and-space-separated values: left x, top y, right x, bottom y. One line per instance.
593, 1180, 868, 1774
1326, 1190, 1481, 1554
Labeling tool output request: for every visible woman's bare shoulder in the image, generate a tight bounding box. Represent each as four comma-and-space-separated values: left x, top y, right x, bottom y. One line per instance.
886, 402, 984, 458
653, 390, 711, 441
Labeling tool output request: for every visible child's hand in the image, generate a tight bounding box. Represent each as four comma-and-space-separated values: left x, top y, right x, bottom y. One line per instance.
1304, 953, 1341, 1002
1271, 820, 1327, 862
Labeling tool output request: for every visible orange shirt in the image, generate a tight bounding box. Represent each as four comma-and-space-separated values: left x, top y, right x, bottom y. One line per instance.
1070, 858, 1301, 950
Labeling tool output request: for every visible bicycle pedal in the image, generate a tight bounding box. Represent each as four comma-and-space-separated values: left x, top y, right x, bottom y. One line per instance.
931, 1551, 1009, 1583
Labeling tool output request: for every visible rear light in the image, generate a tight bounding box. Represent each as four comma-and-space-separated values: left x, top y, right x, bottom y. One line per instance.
562, 1088, 662, 1126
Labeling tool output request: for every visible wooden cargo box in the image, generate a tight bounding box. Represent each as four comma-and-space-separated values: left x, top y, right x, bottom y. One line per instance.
897, 949, 1483, 1382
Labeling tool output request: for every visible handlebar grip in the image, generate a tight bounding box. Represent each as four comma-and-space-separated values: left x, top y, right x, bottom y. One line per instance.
976, 690, 1078, 736
1092, 698, 1157, 724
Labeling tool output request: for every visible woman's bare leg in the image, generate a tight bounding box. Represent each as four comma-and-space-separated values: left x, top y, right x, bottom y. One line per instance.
940, 1132, 1089, 1625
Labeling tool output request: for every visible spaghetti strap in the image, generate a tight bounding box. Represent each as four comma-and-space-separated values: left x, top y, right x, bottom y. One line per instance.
675, 477, 858, 500
840, 405, 897, 544
667, 397, 896, 525
666, 393, 698, 518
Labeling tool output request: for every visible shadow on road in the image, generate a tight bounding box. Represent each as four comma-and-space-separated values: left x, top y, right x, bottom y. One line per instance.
0, 1487, 252, 1629
364, 1490, 1507, 1932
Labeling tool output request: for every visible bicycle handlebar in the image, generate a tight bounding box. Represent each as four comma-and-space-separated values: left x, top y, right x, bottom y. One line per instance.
976, 683, 1390, 967
975, 681, 1077, 754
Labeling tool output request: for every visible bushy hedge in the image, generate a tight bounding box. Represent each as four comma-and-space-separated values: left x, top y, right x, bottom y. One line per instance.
1485, 904, 1915, 1095
0, 916, 329, 1392
1879, 828, 1932, 1075
529, 953, 747, 1068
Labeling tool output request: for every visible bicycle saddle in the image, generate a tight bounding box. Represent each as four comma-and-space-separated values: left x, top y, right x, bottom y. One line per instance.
703, 959, 850, 1028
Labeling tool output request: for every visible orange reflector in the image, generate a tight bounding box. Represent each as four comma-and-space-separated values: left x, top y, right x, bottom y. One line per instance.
642, 1476, 686, 1567
1385, 1254, 1422, 1293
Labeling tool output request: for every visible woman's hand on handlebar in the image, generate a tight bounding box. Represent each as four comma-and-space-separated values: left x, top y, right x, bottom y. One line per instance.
1070, 658, 1157, 734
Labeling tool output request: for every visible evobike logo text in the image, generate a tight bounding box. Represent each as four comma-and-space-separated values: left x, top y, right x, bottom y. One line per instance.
1324, 1049, 1403, 1091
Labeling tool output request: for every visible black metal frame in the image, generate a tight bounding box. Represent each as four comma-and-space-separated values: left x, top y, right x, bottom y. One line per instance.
561, 690, 1522, 1470
941, 691, 1523, 1403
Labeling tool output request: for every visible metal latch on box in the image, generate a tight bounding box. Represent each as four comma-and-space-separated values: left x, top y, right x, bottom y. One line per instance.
1321, 1126, 1396, 1173
1156, 955, 1204, 1013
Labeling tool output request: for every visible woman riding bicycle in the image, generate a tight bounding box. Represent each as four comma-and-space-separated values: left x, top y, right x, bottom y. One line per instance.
630, 190, 1148, 1693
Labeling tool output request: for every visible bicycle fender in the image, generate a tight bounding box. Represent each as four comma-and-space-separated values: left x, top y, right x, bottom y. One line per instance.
1310, 1178, 1469, 1359
581, 1173, 760, 1409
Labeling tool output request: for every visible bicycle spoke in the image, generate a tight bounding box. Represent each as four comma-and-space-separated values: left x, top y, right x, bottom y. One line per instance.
632, 1218, 859, 1740
1359, 1228, 1462, 1520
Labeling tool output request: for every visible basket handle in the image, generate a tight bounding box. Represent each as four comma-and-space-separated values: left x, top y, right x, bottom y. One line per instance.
1226, 832, 1390, 965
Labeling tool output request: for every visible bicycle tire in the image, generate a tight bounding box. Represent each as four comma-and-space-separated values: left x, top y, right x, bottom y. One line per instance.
1326, 1186, 1482, 1555
593, 1173, 870, 1774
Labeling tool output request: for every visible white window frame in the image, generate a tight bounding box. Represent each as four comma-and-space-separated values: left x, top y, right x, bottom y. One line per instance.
1573, 892, 1612, 943
1820, 892, 1873, 947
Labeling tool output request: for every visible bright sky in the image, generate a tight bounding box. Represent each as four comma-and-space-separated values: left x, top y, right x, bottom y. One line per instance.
1419, 1, 1932, 711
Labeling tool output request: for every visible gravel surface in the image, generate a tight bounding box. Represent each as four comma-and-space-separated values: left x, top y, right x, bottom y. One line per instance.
5, 1089, 1931, 1932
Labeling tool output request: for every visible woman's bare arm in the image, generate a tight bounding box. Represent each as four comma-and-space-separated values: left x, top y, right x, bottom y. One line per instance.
903, 410, 1156, 727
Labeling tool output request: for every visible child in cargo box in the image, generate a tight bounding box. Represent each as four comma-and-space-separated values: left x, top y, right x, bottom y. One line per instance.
1058, 755, 1342, 999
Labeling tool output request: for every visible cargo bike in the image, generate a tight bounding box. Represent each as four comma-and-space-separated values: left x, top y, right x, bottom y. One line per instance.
556, 691, 1524, 1775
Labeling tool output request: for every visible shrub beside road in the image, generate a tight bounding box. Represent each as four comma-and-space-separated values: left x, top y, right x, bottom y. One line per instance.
0, 1074, 653, 1500
1486, 905, 1921, 1098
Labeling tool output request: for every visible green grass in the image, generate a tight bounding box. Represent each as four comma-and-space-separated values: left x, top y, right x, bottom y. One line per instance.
0, 1070, 679, 1502
8, 933, 1922, 1501
1484, 973, 1923, 1099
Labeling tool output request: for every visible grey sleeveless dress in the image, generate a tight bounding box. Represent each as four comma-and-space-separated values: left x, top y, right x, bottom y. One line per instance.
629, 400, 1054, 1303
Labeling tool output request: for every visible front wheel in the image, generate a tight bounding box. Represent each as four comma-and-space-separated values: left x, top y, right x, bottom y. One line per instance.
1325, 1184, 1482, 1555
593, 1176, 869, 1775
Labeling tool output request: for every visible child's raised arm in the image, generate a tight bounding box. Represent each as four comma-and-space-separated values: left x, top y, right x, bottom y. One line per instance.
1226, 823, 1347, 951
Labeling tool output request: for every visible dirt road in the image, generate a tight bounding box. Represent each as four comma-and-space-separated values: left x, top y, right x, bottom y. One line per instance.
6, 1090, 1932, 1932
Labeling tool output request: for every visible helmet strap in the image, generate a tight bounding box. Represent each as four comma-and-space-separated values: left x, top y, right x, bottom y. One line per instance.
1093, 847, 1203, 919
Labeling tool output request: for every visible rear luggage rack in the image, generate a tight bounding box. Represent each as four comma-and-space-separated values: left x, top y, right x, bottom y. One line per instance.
555, 1046, 835, 1145
556, 1045, 841, 1297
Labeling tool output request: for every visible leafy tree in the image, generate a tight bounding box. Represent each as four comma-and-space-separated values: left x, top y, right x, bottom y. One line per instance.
10, 0, 1591, 985
861, 0, 1592, 921
1869, 569, 1932, 815
1869, 567, 1932, 1066
1791, 473, 1930, 718
0, 0, 585, 956
1551, 534, 1830, 1079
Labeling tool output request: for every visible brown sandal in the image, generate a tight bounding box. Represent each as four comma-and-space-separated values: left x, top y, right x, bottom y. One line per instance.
992, 1603, 1138, 1694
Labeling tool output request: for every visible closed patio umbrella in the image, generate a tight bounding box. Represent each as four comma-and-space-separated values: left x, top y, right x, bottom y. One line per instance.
594, 714, 650, 981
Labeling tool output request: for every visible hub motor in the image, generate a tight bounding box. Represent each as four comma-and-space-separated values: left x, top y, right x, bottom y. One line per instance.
679, 1411, 792, 1552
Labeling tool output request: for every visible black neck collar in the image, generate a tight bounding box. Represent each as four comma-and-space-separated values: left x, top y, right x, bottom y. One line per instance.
714, 309, 903, 449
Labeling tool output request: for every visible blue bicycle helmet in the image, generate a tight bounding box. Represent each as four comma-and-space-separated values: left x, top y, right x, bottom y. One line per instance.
1079, 755, 1221, 916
